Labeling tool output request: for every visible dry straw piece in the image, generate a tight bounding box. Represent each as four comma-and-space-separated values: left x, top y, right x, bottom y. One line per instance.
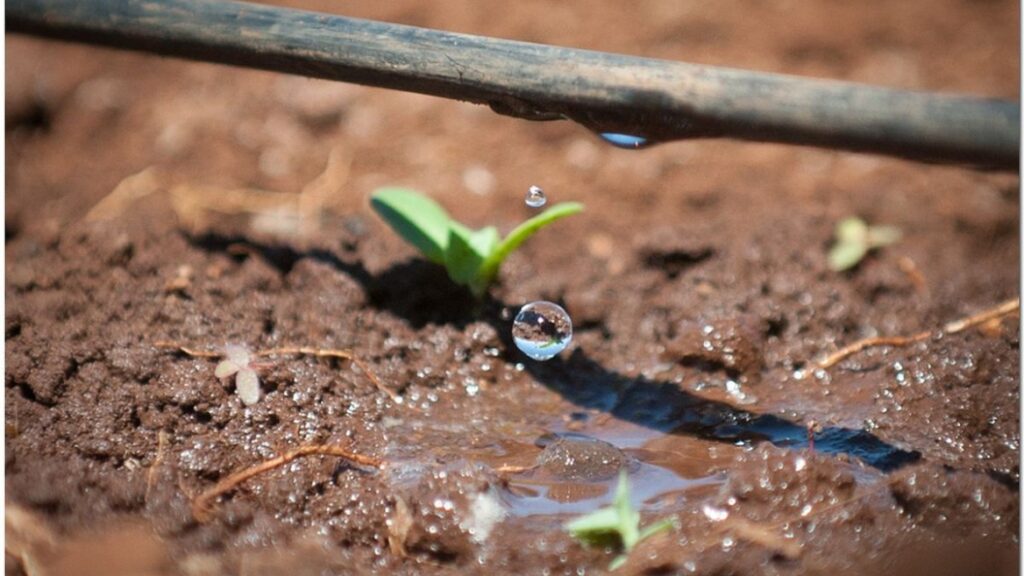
817, 298, 1019, 369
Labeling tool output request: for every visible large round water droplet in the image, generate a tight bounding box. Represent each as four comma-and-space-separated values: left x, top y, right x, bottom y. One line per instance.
512, 301, 572, 361
525, 185, 547, 208
599, 132, 649, 149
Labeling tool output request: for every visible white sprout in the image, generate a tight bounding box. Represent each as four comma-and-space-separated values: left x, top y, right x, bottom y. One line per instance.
214, 344, 261, 406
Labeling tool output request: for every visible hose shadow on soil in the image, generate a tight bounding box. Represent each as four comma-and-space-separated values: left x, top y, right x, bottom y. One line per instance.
512, 349, 921, 472
185, 233, 920, 472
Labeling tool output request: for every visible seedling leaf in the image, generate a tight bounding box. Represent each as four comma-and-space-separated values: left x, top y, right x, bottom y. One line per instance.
637, 517, 677, 541
477, 202, 584, 286
565, 471, 676, 571
828, 241, 868, 272
224, 344, 252, 365
445, 224, 487, 287
614, 470, 640, 549
565, 507, 621, 536
215, 360, 240, 379
236, 368, 261, 406
371, 188, 583, 297
539, 337, 563, 349
866, 225, 901, 247
835, 217, 868, 245
470, 226, 500, 258
828, 217, 901, 272
370, 187, 451, 264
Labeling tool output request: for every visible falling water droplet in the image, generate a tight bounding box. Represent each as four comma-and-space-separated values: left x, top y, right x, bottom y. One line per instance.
599, 133, 649, 149
525, 185, 547, 208
512, 301, 573, 361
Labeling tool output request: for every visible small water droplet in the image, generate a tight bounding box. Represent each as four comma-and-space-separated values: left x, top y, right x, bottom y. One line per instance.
512, 301, 573, 361
725, 379, 744, 398
599, 133, 649, 149
525, 185, 547, 208
702, 503, 729, 522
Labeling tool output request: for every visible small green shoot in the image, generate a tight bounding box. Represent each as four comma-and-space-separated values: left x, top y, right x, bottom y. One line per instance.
565, 471, 677, 570
828, 217, 901, 272
539, 337, 562, 349
371, 187, 583, 297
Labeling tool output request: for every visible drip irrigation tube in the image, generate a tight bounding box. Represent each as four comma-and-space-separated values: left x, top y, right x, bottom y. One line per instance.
7, 0, 1020, 169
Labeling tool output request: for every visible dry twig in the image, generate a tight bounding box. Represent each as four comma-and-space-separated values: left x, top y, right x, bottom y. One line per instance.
817, 298, 1019, 369
387, 495, 413, 557
297, 145, 352, 235
84, 166, 162, 222
145, 430, 169, 504
154, 341, 221, 358
495, 463, 535, 474
254, 346, 398, 401
718, 516, 803, 559
154, 341, 398, 401
168, 184, 300, 232
896, 256, 928, 295
191, 444, 383, 522
5, 503, 58, 575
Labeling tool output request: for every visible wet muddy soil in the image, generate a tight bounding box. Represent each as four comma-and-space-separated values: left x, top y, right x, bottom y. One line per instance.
5, 1, 1020, 574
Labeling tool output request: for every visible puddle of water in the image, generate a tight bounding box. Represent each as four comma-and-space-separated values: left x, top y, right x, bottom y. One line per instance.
379, 387, 914, 530
497, 431, 727, 519
501, 459, 725, 518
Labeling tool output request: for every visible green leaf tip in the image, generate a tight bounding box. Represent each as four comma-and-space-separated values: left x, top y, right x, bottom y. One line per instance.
828, 216, 901, 272
565, 470, 677, 570
371, 187, 583, 297
477, 202, 584, 286
370, 187, 451, 264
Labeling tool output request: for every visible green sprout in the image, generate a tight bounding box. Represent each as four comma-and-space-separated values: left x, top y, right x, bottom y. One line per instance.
539, 337, 562, 349
827, 217, 901, 272
371, 187, 583, 297
565, 471, 677, 571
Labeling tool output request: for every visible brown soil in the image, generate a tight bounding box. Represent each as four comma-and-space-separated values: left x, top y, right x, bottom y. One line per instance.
5, 1, 1020, 574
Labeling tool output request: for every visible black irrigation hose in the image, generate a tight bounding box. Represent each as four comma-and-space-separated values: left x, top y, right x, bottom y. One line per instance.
7, 0, 1020, 169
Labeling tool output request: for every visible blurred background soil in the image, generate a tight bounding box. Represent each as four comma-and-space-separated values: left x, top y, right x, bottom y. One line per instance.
5, 1, 1020, 574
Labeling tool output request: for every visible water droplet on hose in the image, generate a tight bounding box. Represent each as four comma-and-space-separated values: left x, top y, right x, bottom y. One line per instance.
599, 133, 649, 149
525, 185, 547, 208
512, 301, 573, 361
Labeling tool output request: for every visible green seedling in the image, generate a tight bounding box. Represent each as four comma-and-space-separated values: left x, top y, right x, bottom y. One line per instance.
565, 471, 677, 570
827, 217, 901, 272
539, 337, 562, 349
371, 187, 583, 297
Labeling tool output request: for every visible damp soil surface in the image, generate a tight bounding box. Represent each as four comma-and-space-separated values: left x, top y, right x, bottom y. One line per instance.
5, 1, 1021, 574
